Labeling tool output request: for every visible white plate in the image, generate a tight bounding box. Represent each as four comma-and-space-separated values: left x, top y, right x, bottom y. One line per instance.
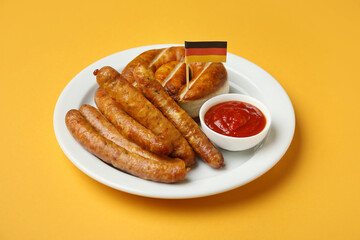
53, 44, 295, 199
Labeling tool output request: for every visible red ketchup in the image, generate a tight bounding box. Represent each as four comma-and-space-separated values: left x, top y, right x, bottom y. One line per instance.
204, 101, 266, 137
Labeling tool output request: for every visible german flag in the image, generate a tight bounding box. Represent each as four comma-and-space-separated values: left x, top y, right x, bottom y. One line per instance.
185, 41, 227, 63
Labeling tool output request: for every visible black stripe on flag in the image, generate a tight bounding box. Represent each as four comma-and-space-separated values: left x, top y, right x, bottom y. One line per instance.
185, 41, 227, 49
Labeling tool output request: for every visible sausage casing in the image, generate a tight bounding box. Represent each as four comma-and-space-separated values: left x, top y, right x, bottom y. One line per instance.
65, 109, 186, 183
79, 104, 182, 163
94, 66, 195, 167
94, 88, 173, 156
133, 65, 225, 168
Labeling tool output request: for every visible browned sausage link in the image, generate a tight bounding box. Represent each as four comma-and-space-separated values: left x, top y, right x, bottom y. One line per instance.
154, 61, 186, 100
133, 65, 225, 168
121, 47, 184, 85
121, 49, 163, 85
65, 110, 186, 183
94, 88, 173, 156
94, 66, 195, 167
79, 104, 182, 163
149, 47, 185, 72
179, 62, 228, 101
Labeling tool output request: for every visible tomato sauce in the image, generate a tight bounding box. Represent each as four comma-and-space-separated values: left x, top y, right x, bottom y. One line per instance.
204, 101, 266, 137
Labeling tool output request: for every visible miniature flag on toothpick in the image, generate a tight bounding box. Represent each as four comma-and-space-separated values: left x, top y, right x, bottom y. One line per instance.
185, 41, 227, 63
184, 41, 227, 90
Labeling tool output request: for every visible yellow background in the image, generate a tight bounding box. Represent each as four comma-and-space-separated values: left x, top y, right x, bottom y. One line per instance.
1, 0, 359, 239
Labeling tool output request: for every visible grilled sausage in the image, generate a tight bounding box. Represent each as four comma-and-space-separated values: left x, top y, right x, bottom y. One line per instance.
94, 66, 195, 167
154, 61, 186, 100
133, 65, 225, 168
94, 88, 173, 156
65, 109, 186, 183
79, 104, 182, 163
121, 46, 228, 118
122, 47, 184, 85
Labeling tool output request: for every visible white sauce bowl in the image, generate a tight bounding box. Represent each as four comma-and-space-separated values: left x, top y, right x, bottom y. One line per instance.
199, 94, 271, 151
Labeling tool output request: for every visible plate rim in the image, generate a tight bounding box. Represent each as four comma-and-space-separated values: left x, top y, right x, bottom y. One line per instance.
53, 44, 295, 199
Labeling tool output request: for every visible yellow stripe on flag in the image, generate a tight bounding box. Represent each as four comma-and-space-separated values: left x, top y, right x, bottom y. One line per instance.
185, 55, 227, 63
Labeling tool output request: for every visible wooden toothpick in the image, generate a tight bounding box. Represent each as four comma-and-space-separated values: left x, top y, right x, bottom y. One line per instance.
186, 63, 190, 90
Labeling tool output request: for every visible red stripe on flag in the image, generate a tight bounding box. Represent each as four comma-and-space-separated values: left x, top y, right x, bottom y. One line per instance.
185, 48, 227, 56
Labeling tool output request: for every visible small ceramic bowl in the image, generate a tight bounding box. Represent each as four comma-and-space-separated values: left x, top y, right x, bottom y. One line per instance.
199, 94, 271, 151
